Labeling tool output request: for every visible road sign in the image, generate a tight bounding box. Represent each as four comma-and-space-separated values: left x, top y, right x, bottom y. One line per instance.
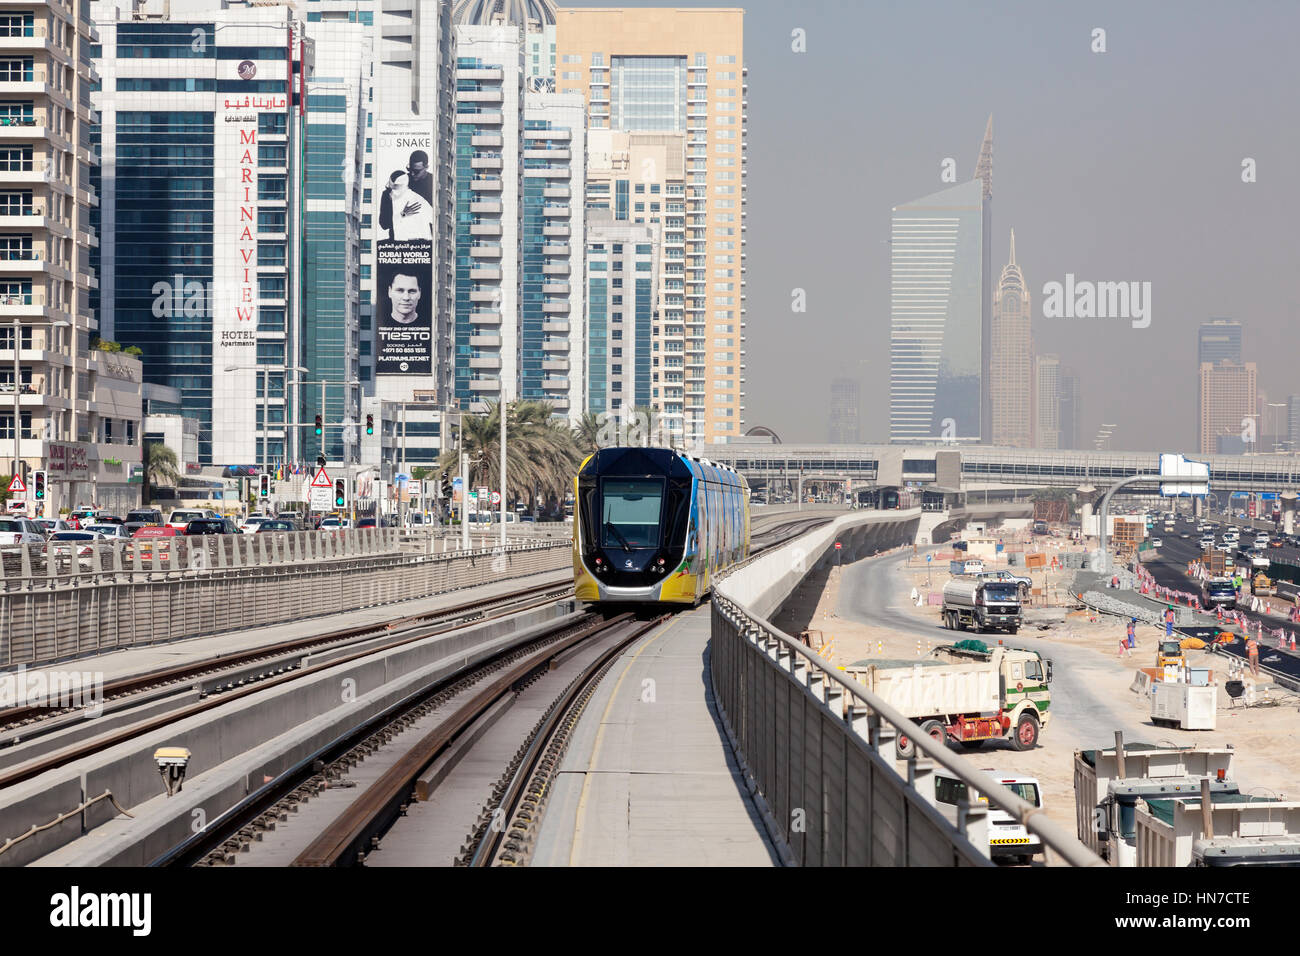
311, 467, 332, 488
491, 491, 501, 506
6, 499, 25, 513
7, 475, 25, 494
926, 553, 933, 563
466, 490, 478, 515
309, 467, 334, 511
477, 487, 489, 508
834, 541, 841, 550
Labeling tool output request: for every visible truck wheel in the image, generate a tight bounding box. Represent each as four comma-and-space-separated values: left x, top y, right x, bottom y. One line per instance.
895, 732, 916, 760
958, 739, 985, 750
1007, 626, 1019, 635
919, 719, 946, 748
1011, 712, 1039, 751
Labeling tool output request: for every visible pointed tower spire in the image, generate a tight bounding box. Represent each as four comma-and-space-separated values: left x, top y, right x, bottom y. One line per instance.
974, 114, 993, 200
1008, 227, 1016, 266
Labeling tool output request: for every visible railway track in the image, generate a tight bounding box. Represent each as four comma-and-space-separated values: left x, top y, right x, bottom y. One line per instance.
0, 578, 572, 739
151, 610, 666, 867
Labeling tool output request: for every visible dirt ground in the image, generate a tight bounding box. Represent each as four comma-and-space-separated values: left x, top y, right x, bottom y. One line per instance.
785, 541, 1300, 852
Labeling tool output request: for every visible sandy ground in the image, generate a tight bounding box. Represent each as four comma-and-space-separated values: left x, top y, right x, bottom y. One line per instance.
781, 541, 1300, 848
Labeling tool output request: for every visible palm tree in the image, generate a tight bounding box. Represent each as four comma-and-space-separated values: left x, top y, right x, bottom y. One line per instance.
573, 412, 601, 456
439, 401, 580, 506
143, 442, 180, 504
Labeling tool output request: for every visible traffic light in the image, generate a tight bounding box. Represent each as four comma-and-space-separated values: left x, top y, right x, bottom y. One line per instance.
440, 471, 451, 499
334, 478, 346, 509
258, 473, 270, 498
314, 414, 323, 437
32, 470, 45, 500
365, 413, 374, 436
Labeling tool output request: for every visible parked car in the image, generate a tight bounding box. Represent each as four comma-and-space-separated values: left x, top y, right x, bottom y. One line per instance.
0, 517, 47, 545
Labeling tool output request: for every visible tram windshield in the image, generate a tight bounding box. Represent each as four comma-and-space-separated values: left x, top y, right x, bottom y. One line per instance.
600, 479, 663, 549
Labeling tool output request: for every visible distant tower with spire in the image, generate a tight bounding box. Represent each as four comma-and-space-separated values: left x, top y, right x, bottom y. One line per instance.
991, 227, 1033, 447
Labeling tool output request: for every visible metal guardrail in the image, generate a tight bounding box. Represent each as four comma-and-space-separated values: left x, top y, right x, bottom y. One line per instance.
710, 538, 1105, 866
0, 532, 571, 668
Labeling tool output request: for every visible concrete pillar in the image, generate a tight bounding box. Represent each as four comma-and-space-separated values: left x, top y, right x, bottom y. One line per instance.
1282, 493, 1297, 536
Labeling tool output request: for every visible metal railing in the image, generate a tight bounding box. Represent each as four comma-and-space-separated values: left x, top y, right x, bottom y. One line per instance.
0, 532, 570, 668
710, 595, 1103, 867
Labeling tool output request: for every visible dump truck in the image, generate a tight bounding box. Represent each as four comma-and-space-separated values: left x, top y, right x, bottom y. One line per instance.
941, 577, 1022, 634
1074, 737, 1237, 865
1137, 789, 1300, 867
845, 643, 1051, 758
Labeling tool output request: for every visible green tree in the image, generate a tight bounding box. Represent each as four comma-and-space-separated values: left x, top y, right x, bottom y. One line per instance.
411, 465, 434, 481
143, 442, 181, 504
439, 401, 579, 504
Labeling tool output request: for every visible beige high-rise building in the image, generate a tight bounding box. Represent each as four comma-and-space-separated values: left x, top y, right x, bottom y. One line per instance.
2, 1, 142, 512
556, 6, 746, 446
1034, 354, 1060, 450
990, 229, 1031, 446
1200, 361, 1257, 454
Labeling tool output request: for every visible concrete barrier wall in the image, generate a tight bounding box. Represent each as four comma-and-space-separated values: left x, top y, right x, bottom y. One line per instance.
720, 509, 922, 620
0, 540, 571, 669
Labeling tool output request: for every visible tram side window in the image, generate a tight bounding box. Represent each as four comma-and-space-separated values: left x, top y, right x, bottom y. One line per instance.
601, 479, 663, 548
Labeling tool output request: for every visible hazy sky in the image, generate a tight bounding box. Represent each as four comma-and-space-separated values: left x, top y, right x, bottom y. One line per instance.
564, 0, 1300, 450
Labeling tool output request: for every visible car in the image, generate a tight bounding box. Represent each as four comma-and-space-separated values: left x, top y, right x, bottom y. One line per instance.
125, 509, 163, 526
1150, 538, 1163, 548
84, 523, 131, 541
355, 517, 379, 529
255, 519, 298, 532
0, 517, 47, 545
933, 769, 1043, 865
35, 519, 70, 535
239, 516, 273, 535
183, 518, 235, 536
168, 509, 215, 530
49, 529, 110, 558
319, 517, 352, 530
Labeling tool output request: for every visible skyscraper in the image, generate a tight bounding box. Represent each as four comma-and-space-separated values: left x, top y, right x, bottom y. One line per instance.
888, 118, 991, 444
1199, 361, 1257, 455
828, 378, 860, 444
1034, 354, 1060, 449
1059, 366, 1081, 450
556, 6, 746, 446
1198, 318, 1242, 365
990, 229, 1031, 447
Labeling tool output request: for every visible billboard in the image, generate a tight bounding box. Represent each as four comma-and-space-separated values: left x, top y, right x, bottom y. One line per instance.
375, 120, 435, 376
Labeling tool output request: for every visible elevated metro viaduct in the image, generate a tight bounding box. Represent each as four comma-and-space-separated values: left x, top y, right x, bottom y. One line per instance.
689, 441, 1300, 517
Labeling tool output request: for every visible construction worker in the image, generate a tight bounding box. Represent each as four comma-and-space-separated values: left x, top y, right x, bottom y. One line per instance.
1247, 635, 1260, 677
1164, 605, 1176, 638
1126, 618, 1137, 650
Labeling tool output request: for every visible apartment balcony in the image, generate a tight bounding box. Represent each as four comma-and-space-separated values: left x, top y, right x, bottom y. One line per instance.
0, 289, 48, 318
541, 243, 569, 256
529, 167, 569, 179
468, 377, 501, 391
469, 355, 501, 370
525, 128, 571, 141
468, 311, 501, 325
471, 133, 503, 147
542, 301, 569, 315
541, 281, 570, 295
549, 396, 570, 410
0, 156, 51, 185
469, 266, 501, 280
470, 176, 502, 192
457, 88, 503, 103
471, 154, 502, 170
470, 222, 501, 237
469, 333, 501, 347
543, 186, 569, 199
460, 110, 503, 125
542, 204, 569, 218
460, 68, 504, 81
542, 263, 569, 276
0, 113, 47, 141
470, 200, 502, 214
541, 338, 567, 352
469, 289, 500, 303
541, 377, 568, 391
0, 24, 49, 52
524, 148, 570, 160
542, 223, 568, 238
469, 243, 501, 258
542, 357, 568, 372
542, 319, 569, 334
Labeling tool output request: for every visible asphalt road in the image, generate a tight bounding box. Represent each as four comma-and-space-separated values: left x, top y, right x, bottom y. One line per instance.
835, 550, 1168, 754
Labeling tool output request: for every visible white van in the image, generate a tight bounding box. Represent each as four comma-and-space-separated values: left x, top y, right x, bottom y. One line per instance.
933, 768, 1043, 864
